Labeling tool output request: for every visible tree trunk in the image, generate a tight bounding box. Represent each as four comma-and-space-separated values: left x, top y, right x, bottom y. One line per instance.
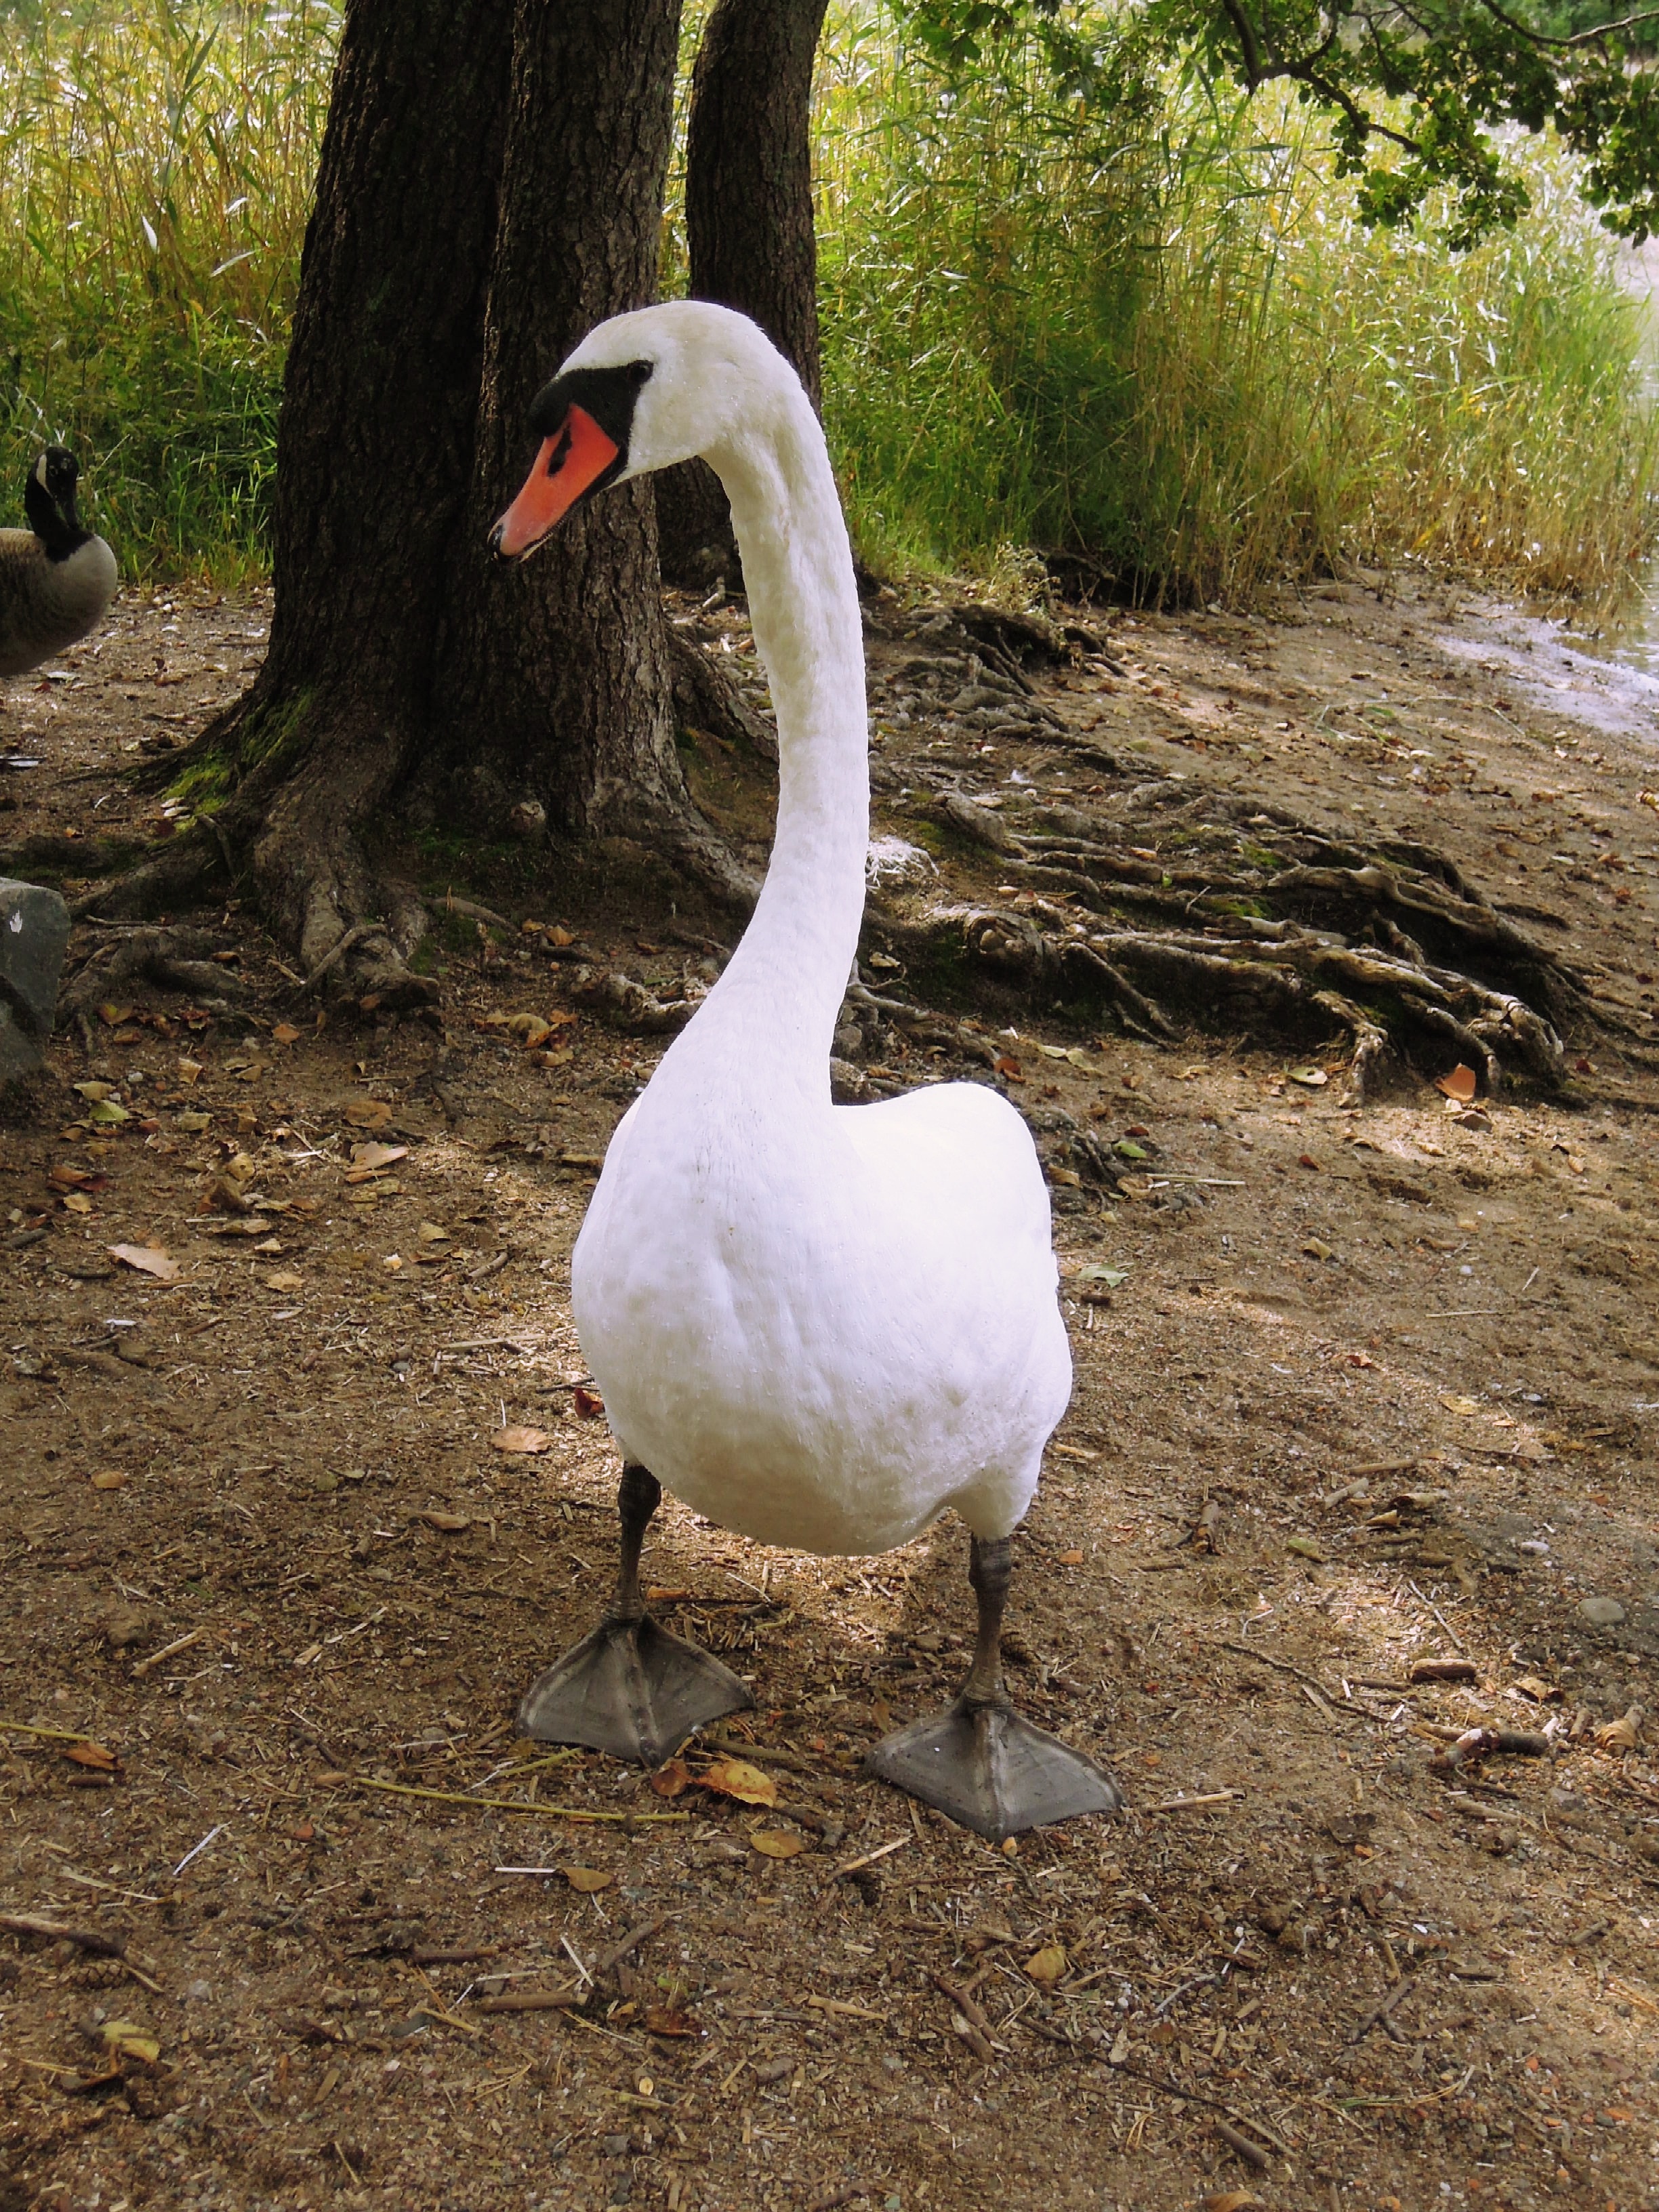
422, 0, 746, 899
105, 0, 752, 992
219, 0, 516, 992
657, 0, 830, 584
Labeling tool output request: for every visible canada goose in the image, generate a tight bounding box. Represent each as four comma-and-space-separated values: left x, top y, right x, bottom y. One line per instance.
0, 447, 117, 680
490, 303, 1122, 1841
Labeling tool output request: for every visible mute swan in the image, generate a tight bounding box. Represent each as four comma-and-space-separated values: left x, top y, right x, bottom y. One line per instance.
0, 449, 117, 680
490, 302, 1120, 1840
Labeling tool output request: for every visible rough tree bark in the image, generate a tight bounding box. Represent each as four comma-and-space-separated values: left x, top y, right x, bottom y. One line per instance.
94, 0, 752, 997
419, 0, 750, 900
656, 0, 831, 583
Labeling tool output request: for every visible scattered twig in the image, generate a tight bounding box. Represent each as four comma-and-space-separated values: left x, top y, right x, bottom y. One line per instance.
595, 1914, 676, 1980
0, 1912, 164, 1994
1405, 1579, 1467, 1654
316, 1772, 689, 1824
0, 1910, 125, 1959
1429, 1726, 1548, 1775
472, 1988, 583, 2015
833, 1836, 910, 1879
130, 1626, 210, 1679
701, 1729, 823, 1774
1148, 1791, 1237, 1813
1211, 1640, 1339, 1699
927, 1969, 995, 2061
1350, 1973, 1418, 2043
1213, 2118, 1271, 2170
173, 1824, 224, 1877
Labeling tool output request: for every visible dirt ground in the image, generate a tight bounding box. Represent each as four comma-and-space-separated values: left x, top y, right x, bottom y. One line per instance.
1, 567, 1658, 2212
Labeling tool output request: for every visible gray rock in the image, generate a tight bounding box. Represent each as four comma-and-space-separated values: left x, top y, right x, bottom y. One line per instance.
1577, 1596, 1626, 1629
0, 877, 70, 1081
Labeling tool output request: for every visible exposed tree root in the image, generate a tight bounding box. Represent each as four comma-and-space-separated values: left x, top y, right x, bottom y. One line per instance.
668, 626, 777, 762
57, 925, 253, 1050
882, 773, 1587, 1098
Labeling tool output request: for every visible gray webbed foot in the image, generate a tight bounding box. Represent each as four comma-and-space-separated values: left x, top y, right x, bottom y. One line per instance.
516, 1463, 751, 1765
865, 1532, 1124, 1841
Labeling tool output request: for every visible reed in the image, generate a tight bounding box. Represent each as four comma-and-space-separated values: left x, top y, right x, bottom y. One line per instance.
0, 0, 1649, 611
0, 0, 337, 581
811, 6, 1659, 611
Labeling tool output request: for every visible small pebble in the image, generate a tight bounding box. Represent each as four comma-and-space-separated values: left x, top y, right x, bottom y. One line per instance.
1578, 1597, 1626, 1628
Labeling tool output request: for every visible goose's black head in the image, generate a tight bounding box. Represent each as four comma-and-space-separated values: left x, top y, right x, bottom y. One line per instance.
24, 447, 91, 562
489, 360, 653, 562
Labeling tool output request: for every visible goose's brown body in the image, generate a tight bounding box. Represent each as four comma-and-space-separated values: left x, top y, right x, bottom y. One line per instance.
0, 529, 117, 677
0, 448, 116, 678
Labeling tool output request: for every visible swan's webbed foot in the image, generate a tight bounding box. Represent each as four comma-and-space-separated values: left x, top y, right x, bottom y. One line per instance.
866, 1696, 1122, 1842
518, 1611, 752, 1767
865, 1534, 1123, 1842
516, 1464, 752, 1766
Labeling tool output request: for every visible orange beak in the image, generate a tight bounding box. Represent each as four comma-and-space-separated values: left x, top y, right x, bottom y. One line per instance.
490, 405, 621, 559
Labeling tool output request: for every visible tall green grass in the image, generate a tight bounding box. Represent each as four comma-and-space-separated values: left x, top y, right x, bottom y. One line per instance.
813, 7, 1659, 609
0, 0, 1649, 608
0, 0, 335, 581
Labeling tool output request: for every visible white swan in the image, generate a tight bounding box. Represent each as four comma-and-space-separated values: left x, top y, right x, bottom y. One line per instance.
490, 302, 1120, 1839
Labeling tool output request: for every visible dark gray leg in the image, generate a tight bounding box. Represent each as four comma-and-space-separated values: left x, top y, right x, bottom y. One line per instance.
865, 1529, 1124, 1842
517, 1463, 752, 1765
613, 1462, 661, 1621
963, 1535, 1013, 1705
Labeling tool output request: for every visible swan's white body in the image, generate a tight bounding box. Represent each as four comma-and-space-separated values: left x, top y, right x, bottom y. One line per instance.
567, 303, 1069, 1557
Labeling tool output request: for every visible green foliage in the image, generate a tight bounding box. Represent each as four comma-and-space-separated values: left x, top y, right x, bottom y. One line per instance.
0, 1, 337, 581
815, 6, 1659, 607
899, 0, 1659, 249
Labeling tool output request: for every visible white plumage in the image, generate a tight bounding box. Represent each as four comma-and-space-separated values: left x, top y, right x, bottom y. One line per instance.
563, 302, 1071, 1559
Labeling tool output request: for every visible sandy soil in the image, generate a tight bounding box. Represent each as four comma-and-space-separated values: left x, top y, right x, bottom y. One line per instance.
1, 569, 1657, 2212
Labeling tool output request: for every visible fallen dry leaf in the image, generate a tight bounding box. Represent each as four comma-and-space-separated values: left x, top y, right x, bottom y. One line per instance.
60, 1190, 93, 1215
89, 1471, 128, 1492
415, 1510, 471, 1533
272, 1022, 302, 1045
642, 2007, 699, 2039
108, 1243, 179, 1283
350, 1141, 408, 1172
750, 1829, 806, 1860
1596, 1707, 1644, 1755
697, 1757, 778, 1807
571, 1387, 605, 1420
649, 1758, 693, 1798
1287, 1065, 1328, 1088
1438, 1393, 1481, 1416
264, 1270, 305, 1292
342, 1099, 392, 1129
100, 2020, 160, 2066
1435, 1063, 1478, 1103
492, 1426, 550, 1455
1025, 1944, 1067, 1987
62, 1740, 119, 1771
562, 1866, 613, 1893
1057, 1549, 1084, 1566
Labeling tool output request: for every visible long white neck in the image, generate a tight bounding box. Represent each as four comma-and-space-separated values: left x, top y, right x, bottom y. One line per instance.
692, 392, 868, 1074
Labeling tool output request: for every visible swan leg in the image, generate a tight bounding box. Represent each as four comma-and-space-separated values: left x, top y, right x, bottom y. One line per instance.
865, 1533, 1124, 1842
516, 1463, 752, 1766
